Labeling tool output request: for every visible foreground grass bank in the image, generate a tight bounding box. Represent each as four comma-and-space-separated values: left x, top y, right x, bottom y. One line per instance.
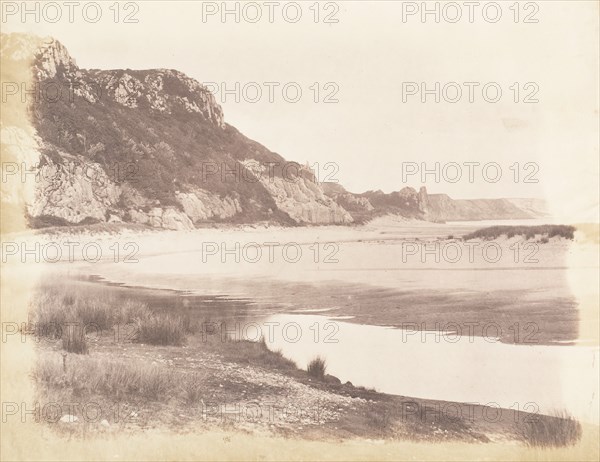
29, 283, 583, 447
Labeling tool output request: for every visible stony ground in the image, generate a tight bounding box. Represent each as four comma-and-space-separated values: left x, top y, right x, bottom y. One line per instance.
34, 333, 532, 444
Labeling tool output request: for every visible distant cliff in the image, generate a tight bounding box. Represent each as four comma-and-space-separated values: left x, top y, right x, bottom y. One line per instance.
1, 33, 547, 230
322, 184, 548, 223
420, 193, 548, 222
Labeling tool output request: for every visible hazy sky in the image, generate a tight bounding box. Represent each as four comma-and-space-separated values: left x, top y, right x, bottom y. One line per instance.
3, 1, 599, 220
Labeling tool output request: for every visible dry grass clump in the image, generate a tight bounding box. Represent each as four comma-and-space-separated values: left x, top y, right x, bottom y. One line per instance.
136, 314, 187, 346
307, 356, 327, 380
181, 372, 207, 404
61, 323, 89, 354
517, 411, 582, 447
34, 354, 183, 401
31, 286, 189, 349
213, 336, 296, 372
34, 352, 213, 404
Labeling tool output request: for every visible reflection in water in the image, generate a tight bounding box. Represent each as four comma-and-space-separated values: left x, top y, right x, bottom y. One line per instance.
257, 314, 599, 425
71, 277, 597, 424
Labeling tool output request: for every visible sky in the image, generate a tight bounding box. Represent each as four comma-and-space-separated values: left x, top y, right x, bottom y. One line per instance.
2, 0, 599, 220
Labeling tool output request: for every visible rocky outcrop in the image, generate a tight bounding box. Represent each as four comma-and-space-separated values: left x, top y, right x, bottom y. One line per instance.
324, 184, 546, 223
243, 161, 353, 224
421, 193, 539, 222
1, 126, 122, 225
28, 155, 121, 223
129, 207, 194, 231
177, 189, 241, 222
321, 183, 374, 214
89, 69, 225, 127
336, 194, 375, 212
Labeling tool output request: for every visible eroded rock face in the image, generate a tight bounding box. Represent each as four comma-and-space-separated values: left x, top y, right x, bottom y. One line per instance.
177, 189, 242, 222
242, 160, 353, 224
332, 193, 375, 213
28, 156, 122, 223
90, 69, 225, 128
128, 207, 194, 231
1, 126, 122, 225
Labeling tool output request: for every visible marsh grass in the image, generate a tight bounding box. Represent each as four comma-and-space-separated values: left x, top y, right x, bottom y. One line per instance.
31, 286, 188, 348
518, 411, 582, 447
61, 324, 88, 354
136, 314, 187, 346
34, 354, 178, 401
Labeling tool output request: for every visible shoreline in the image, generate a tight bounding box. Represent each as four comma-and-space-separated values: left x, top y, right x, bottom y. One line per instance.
29, 289, 574, 446
11, 220, 598, 446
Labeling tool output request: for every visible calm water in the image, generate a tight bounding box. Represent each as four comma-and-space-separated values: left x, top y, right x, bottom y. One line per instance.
85, 279, 598, 425
61, 220, 596, 425
255, 313, 600, 424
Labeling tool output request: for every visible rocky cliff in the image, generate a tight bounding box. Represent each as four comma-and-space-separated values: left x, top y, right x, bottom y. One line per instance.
1, 33, 547, 230
2, 33, 354, 230
323, 184, 547, 223
420, 193, 544, 222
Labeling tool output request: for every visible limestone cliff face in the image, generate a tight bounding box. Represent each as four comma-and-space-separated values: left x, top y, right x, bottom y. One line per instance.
242, 161, 353, 224
128, 207, 193, 231
2, 33, 354, 229
177, 189, 242, 223
89, 69, 225, 128
28, 156, 121, 223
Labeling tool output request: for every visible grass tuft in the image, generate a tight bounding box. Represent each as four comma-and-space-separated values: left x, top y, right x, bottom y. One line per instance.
31, 286, 188, 348
136, 314, 186, 346
61, 324, 88, 354
307, 356, 327, 380
34, 354, 178, 401
181, 372, 207, 404
518, 411, 582, 447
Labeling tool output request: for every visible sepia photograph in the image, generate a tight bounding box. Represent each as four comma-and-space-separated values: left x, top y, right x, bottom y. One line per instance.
1, 1, 599, 460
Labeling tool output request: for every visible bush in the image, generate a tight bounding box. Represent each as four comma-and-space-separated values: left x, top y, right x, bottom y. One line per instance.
518, 411, 582, 447
307, 356, 327, 380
